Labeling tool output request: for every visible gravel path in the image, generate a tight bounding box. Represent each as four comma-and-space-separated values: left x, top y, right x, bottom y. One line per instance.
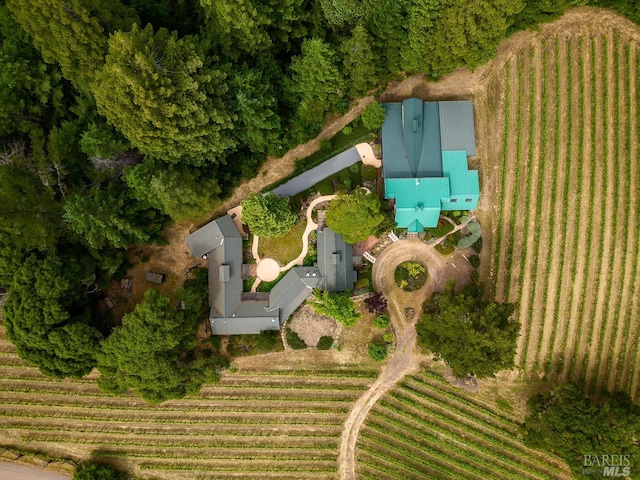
337, 240, 472, 479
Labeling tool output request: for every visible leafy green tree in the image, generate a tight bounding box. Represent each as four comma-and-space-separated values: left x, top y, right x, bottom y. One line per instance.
241, 193, 298, 237
340, 25, 377, 96
416, 280, 518, 378
63, 181, 168, 250
403, 0, 524, 77
310, 290, 360, 327
74, 461, 126, 480
3, 254, 101, 378
326, 189, 384, 244
200, 0, 271, 57
97, 289, 213, 404
6, 0, 138, 93
524, 384, 640, 477
289, 38, 345, 130
360, 102, 386, 131
0, 165, 63, 251
124, 159, 222, 221
94, 24, 236, 165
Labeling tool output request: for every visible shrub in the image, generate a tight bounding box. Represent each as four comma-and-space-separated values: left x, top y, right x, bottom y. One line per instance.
342, 125, 353, 135
469, 254, 480, 269
368, 342, 387, 361
317, 336, 333, 350
394, 261, 427, 291
286, 328, 307, 349
374, 314, 390, 329
355, 277, 370, 289
383, 332, 394, 343
361, 164, 378, 181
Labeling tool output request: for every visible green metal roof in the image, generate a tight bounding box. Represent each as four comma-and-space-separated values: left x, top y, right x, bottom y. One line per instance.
385, 177, 450, 229
442, 151, 480, 196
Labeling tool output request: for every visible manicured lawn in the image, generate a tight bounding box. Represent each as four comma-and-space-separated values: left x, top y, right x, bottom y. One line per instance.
258, 221, 306, 265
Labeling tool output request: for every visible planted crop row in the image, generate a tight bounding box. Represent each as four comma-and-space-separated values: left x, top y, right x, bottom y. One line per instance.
359, 429, 489, 480
516, 45, 540, 347
362, 417, 530, 480
492, 59, 512, 295
367, 402, 563, 480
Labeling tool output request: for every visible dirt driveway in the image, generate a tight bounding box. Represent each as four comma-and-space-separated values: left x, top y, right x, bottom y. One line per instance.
337, 240, 473, 479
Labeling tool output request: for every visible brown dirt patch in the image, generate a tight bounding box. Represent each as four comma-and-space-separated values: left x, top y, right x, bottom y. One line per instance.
288, 305, 338, 347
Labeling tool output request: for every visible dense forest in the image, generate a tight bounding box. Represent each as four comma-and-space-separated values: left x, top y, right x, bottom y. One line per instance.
0, 0, 638, 399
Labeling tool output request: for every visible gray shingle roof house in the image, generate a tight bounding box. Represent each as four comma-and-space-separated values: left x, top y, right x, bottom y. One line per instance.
185, 216, 351, 335
316, 227, 357, 292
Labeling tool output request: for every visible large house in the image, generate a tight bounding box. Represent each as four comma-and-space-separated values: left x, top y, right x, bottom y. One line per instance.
382, 98, 479, 232
185, 215, 356, 335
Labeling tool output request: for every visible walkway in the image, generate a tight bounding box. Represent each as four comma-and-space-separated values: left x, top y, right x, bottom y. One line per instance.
250, 195, 336, 291
337, 240, 473, 479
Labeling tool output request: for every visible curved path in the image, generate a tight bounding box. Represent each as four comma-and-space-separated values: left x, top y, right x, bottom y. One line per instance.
250, 195, 336, 291
337, 240, 472, 480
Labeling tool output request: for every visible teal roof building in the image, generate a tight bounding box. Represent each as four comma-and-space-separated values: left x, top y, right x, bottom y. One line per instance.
382, 98, 479, 232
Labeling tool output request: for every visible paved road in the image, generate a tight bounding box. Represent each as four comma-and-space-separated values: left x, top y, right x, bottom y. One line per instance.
0, 462, 71, 480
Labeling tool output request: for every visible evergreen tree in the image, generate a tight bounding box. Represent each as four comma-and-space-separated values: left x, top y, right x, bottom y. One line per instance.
0, 165, 63, 251
320, 0, 362, 30
200, 0, 272, 57
124, 159, 222, 221
403, 0, 524, 77
289, 38, 345, 130
3, 254, 101, 378
0, 4, 64, 136
340, 25, 377, 97
94, 24, 236, 165
6, 0, 138, 93
229, 68, 282, 154
97, 289, 213, 404
416, 280, 519, 378
63, 181, 168, 250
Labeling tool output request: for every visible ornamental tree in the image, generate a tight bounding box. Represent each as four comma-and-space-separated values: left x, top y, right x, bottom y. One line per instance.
416, 280, 518, 378
326, 189, 384, 244
241, 193, 298, 238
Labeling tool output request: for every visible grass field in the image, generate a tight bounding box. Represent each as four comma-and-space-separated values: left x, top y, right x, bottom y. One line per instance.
0, 325, 377, 479
488, 24, 640, 397
355, 372, 572, 479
